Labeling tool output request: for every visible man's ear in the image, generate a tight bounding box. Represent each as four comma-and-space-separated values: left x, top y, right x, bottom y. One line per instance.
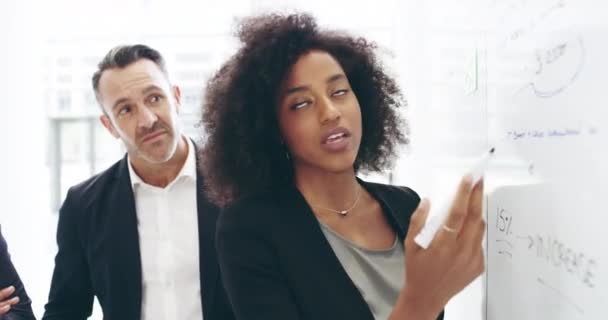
100, 114, 120, 139
173, 85, 182, 114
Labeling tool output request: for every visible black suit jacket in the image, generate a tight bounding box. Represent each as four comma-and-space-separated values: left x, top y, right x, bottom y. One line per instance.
42, 150, 234, 320
217, 179, 445, 320
0, 227, 35, 320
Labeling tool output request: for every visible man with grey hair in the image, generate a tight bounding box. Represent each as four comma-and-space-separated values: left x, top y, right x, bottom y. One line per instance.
42, 44, 234, 320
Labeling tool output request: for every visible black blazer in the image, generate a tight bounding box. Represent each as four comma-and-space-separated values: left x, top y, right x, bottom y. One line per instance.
217, 179, 445, 320
0, 227, 35, 320
42, 150, 234, 320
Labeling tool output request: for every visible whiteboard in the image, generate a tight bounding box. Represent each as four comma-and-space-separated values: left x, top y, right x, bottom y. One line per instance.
393, 0, 608, 319
484, 0, 608, 319
486, 183, 604, 319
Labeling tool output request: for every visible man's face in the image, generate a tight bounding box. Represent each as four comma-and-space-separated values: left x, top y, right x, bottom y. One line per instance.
98, 59, 182, 164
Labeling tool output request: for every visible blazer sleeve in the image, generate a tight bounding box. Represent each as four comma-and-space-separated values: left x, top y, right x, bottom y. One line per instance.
0, 227, 36, 320
216, 203, 301, 320
42, 189, 94, 320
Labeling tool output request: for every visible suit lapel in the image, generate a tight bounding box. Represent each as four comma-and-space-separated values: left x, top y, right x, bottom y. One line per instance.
278, 180, 418, 319
279, 185, 375, 319
104, 143, 223, 319
362, 183, 443, 320
106, 156, 143, 319
360, 180, 414, 239
194, 143, 220, 319
102, 143, 224, 319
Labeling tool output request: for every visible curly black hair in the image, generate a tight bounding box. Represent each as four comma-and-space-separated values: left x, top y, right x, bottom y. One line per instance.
201, 13, 409, 207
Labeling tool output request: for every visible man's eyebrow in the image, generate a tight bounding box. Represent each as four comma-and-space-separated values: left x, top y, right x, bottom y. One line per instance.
112, 97, 130, 111
141, 85, 163, 95
111, 85, 163, 111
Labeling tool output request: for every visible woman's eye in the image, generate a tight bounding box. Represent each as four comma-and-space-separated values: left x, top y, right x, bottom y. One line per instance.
332, 89, 348, 97
291, 101, 310, 110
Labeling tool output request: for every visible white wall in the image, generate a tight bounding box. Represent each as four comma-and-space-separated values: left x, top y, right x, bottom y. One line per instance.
0, 0, 56, 317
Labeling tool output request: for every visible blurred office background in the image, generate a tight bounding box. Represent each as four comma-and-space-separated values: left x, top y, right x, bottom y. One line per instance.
0, 0, 491, 319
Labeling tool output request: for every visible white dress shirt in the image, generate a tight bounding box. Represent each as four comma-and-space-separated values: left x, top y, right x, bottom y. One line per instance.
128, 138, 203, 320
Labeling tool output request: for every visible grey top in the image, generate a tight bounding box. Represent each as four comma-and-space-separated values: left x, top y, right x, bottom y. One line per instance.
318, 221, 405, 320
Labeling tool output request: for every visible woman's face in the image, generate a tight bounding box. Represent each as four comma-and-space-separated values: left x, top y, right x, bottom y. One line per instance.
276, 50, 362, 175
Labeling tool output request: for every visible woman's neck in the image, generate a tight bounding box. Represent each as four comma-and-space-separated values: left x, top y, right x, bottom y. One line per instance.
294, 166, 360, 213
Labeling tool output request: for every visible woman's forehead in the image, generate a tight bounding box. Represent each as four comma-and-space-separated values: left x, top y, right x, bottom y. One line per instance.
283, 51, 346, 87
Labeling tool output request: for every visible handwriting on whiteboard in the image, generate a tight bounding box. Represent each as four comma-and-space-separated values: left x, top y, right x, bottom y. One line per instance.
497, 0, 567, 44
528, 35, 585, 98
492, 205, 598, 314
505, 125, 597, 141
493, 206, 597, 289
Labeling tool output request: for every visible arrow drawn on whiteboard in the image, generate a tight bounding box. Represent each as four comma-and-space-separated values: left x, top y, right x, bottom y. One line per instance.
537, 277, 585, 315
516, 235, 534, 249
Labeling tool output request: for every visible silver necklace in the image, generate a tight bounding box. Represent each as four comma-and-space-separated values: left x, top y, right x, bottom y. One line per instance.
311, 184, 362, 217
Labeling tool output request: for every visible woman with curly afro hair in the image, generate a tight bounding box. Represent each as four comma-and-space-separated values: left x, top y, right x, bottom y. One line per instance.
201, 12, 485, 320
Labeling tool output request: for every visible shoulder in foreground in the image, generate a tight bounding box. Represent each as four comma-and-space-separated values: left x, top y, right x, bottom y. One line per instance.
221, 190, 284, 222
217, 184, 314, 233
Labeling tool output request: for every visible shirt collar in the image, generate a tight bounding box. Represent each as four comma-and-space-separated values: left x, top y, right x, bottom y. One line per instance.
128, 136, 197, 188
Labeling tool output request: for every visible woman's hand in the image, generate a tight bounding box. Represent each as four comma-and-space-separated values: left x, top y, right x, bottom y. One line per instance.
392, 175, 486, 320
